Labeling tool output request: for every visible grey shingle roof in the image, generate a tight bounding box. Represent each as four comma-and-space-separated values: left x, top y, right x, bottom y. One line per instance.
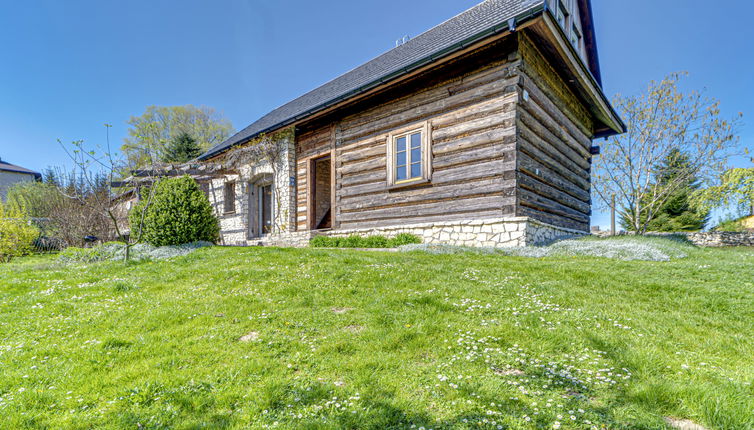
201, 0, 546, 160
0, 159, 41, 178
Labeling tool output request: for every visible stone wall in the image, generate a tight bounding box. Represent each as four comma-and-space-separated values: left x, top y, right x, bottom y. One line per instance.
678, 232, 754, 248
611, 231, 754, 248
236, 217, 584, 248
208, 135, 297, 246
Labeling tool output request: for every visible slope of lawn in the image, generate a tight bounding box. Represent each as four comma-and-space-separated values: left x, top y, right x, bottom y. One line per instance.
0, 241, 752, 429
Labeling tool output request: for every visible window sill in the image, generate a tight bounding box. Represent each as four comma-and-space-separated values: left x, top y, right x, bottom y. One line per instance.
387, 178, 431, 191
223, 211, 237, 216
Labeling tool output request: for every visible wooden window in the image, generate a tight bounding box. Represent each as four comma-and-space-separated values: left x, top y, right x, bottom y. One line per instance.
223, 181, 236, 213
387, 121, 432, 188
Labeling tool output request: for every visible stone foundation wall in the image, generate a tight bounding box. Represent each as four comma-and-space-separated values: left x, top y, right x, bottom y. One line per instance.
236, 217, 585, 248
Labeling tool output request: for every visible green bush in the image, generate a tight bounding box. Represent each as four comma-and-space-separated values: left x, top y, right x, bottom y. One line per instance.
309, 233, 421, 248
390, 233, 422, 246
0, 204, 39, 263
130, 176, 219, 247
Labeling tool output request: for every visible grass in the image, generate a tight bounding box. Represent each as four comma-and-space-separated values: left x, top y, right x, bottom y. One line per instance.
0, 239, 752, 429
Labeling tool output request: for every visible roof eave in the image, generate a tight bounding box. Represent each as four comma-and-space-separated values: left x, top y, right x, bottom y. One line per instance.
537, 11, 625, 137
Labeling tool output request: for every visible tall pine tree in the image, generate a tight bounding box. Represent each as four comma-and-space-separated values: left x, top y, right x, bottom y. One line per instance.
621, 148, 709, 232
162, 132, 202, 163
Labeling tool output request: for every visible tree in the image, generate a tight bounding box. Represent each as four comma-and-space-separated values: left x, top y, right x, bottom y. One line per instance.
121, 105, 234, 168
593, 72, 743, 234
620, 149, 710, 232
162, 132, 202, 163
5, 170, 113, 248
691, 165, 754, 219
130, 176, 219, 247
61, 124, 161, 261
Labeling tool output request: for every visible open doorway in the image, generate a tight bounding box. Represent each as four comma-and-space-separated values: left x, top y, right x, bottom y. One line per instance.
248, 179, 274, 239
309, 156, 332, 230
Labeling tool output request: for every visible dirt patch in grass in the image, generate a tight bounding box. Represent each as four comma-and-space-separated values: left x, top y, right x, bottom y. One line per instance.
239, 332, 260, 342
664, 418, 709, 430
331, 307, 353, 314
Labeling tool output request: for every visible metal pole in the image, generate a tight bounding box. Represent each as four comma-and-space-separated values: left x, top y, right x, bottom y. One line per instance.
611, 194, 616, 236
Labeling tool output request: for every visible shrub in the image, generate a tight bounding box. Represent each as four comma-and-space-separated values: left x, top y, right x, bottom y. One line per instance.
310, 233, 421, 248
131, 176, 219, 247
0, 204, 39, 263
390, 233, 422, 247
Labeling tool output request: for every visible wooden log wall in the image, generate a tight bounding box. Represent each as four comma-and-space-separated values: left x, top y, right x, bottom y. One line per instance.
294, 43, 522, 231
293, 32, 599, 234
514, 32, 595, 232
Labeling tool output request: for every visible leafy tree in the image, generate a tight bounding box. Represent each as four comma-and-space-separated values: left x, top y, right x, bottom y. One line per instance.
594, 72, 743, 233
692, 165, 754, 220
122, 105, 234, 167
620, 149, 710, 232
130, 176, 219, 247
162, 132, 202, 163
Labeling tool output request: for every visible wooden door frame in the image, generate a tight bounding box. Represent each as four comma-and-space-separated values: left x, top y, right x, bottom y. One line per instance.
307, 152, 335, 231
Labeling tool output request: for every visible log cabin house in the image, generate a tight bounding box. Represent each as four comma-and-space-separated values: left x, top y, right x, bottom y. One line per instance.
198, 0, 625, 247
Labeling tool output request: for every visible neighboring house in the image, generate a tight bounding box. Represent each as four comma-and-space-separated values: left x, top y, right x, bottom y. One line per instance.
0, 157, 41, 201
196, 0, 625, 247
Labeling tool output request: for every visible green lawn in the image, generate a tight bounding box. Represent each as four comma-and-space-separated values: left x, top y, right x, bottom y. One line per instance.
0, 244, 752, 429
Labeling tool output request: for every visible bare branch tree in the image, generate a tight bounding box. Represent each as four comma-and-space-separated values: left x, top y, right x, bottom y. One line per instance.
593, 72, 743, 233
60, 124, 162, 261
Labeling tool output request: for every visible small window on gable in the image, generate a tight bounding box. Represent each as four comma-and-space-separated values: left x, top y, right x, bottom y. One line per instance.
387, 121, 432, 188
557, 0, 569, 29
570, 23, 582, 51
223, 181, 236, 213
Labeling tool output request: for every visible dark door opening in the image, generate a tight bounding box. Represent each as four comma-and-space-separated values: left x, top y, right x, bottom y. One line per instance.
310, 156, 332, 230
260, 184, 273, 234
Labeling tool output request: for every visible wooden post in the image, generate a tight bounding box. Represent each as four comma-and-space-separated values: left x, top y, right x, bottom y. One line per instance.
610, 194, 616, 236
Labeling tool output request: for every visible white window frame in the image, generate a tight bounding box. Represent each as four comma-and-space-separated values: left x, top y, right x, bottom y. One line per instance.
386, 120, 432, 188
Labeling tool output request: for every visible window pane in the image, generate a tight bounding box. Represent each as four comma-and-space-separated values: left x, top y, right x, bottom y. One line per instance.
410, 162, 421, 178
410, 132, 422, 149
396, 136, 406, 152
411, 146, 421, 164
396, 151, 407, 167
396, 165, 407, 181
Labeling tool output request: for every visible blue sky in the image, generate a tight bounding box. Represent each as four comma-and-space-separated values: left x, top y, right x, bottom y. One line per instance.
1, 0, 752, 227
